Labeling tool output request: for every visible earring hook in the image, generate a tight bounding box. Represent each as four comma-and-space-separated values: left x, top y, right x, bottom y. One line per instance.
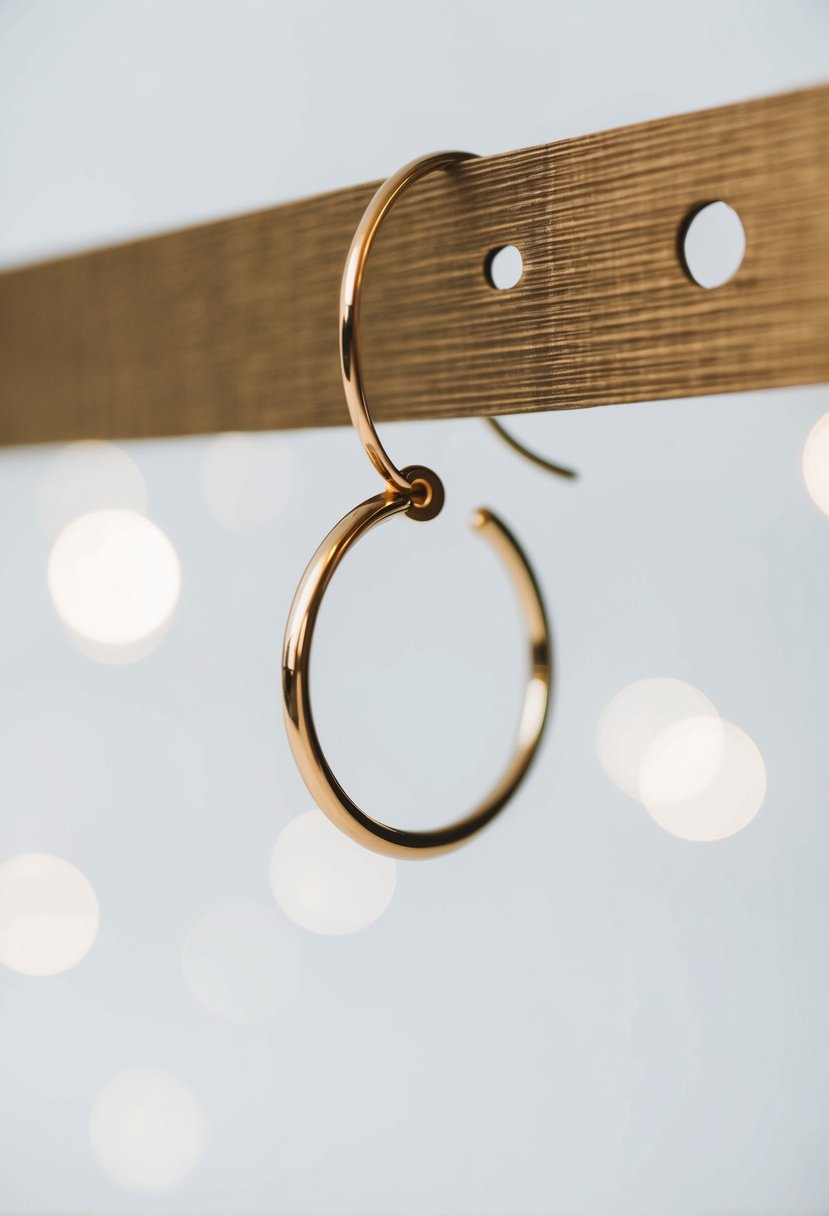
485, 418, 578, 479
341, 153, 578, 486
340, 150, 472, 504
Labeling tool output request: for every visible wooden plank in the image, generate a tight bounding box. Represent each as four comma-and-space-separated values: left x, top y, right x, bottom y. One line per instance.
1, 84, 827, 447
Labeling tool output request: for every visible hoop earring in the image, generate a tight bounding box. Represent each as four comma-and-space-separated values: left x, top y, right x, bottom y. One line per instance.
282, 152, 553, 860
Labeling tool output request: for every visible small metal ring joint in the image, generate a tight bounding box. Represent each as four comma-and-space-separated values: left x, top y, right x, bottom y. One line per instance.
282, 152, 553, 859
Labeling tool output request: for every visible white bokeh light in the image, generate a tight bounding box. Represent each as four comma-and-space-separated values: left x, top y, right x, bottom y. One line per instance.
47, 508, 181, 659
640, 719, 766, 841
803, 411, 829, 516
270, 810, 396, 936
89, 1067, 206, 1192
36, 440, 148, 539
201, 432, 299, 533
182, 901, 302, 1024
0, 853, 99, 976
638, 714, 726, 808
595, 677, 719, 799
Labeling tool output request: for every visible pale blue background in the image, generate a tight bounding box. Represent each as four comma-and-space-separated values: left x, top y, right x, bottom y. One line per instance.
0, 1, 828, 1213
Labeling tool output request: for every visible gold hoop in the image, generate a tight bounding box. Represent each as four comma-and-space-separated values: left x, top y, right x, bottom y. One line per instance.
282, 153, 553, 859
282, 494, 551, 859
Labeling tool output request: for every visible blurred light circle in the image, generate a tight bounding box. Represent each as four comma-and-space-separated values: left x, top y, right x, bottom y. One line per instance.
803, 412, 829, 516
89, 1067, 205, 1192
182, 902, 302, 1024
270, 810, 396, 936
0, 853, 99, 976
595, 677, 718, 799
47, 509, 181, 651
201, 432, 299, 533
638, 715, 726, 807
641, 719, 766, 841
36, 441, 148, 539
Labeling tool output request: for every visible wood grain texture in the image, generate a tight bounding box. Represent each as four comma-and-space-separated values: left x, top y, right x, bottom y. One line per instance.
1, 84, 827, 446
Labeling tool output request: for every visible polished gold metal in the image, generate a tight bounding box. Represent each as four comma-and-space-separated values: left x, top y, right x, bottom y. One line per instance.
342, 151, 578, 490
485, 418, 578, 480
282, 495, 551, 859
283, 152, 553, 859
340, 150, 473, 498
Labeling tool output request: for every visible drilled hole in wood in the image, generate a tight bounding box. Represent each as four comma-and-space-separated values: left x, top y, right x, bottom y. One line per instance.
485, 245, 523, 290
681, 201, 746, 289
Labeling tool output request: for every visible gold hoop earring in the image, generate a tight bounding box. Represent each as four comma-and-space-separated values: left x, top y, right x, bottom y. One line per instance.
282, 152, 553, 860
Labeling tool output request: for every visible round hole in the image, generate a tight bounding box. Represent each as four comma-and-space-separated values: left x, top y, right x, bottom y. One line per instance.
681, 201, 745, 289
485, 245, 523, 290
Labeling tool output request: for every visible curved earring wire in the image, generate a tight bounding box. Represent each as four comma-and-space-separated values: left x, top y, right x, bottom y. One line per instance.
283, 150, 554, 859
282, 492, 551, 860
341, 152, 579, 487
340, 149, 473, 500
485, 418, 578, 480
